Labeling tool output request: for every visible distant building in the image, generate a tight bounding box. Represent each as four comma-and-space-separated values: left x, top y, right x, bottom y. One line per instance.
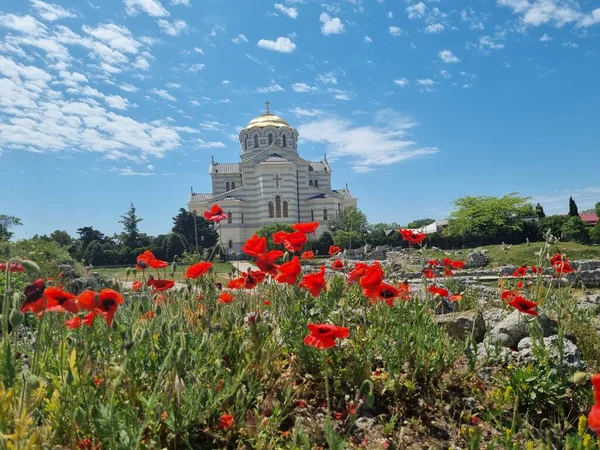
579, 213, 599, 226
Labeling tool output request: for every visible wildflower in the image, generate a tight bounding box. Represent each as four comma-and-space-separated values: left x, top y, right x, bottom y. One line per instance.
399, 228, 426, 244
93, 378, 104, 387
331, 259, 344, 271
242, 270, 266, 289
297, 400, 307, 409
531, 266, 539, 274
444, 267, 454, 278
442, 258, 465, 269
185, 261, 212, 278
328, 245, 342, 255
217, 414, 234, 429
588, 404, 600, 434
275, 256, 302, 285
255, 250, 283, 275
204, 204, 228, 223
43, 287, 79, 314
282, 231, 307, 253
501, 290, 519, 301
21, 279, 46, 313
0, 262, 25, 273
218, 292, 234, 304
299, 266, 326, 297
423, 268, 436, 279
136, 250, 168, 270
513, 266, 528, 277
272, 230, 291, 245
507, 295, 538, 316
348, 262, 368, 285
141, 311, 155, 320
592, 373, 600, 403
301, 251, 314, 260
65, 316, 82, 329
227, 277, 245, 289
377, 283, 399, 306
132, 280, 142, 291
516, 280, 524, 289
554, 260, 574, 275
449, 294, 463, 302
241, 234, 267, 257
428, 285, 449, 297
398, 282, 411, 300
82, 311, 96, 327
147, 278, 175, 292
264, 300, 271, 306
77, 289, 124, 327
292, 221, 319, 234
303, 323, 349, 349
360, 262, 385, 298
428, 259, 439, 266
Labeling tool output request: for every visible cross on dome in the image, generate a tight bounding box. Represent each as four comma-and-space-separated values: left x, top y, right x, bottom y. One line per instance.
265, 100, 270, 114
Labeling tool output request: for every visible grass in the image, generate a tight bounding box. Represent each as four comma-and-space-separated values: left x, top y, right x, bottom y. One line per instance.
93, 262, 234, 282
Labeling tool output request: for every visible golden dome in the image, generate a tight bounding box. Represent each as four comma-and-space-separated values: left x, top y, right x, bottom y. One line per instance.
245, 112, 291, 129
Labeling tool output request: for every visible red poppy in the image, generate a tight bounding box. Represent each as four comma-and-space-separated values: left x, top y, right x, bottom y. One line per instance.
21, 279, 47, 313
43, 287, 79, 314
428, 285, 449, 297
241, 234, 267, 257
296, 400, 307, 409
136, 250, 168, 270
147, 278, 175, 291
550, 253, 565, 266
255, 250, 283, 275
348, 262, 368, 285
501, 290, 519, 301
76, 289, 124, 326
293, 221, 320, 234
360, 262, 385, 298
328, 245, 342, 255
443, 267, 454, 278
227, 277, 245, 289
301, 251, 315, 260
132, 280, 142, 291
275, 256, 302, 285
513, 266, 528, 277
377, 283, 399, 306
423, 268, 436, 279
264, 300, 271, 306
65, 316, 82, 329
531, 266, 539, 274
242, 270, 266, 289
516, 280, 524, 289
217, 414, 234, 429
282, 231, 308, 253
428, 259, 439, 267
204, 204, 228, 223
82, 311, 96, 327
554, 260, 574, 275
141, 311, 155, 320
272, 230, 291, 245
218, 292, 234, 304
0, 262, 25, 273
399, 228, 426, 244
299, 266, 327, 297
303, 323, 349, 349
331, 259, 344, 271
588, 404, 600, 433
592, 374, 600, 403
508, 295, 538, 316
449, 294, 463, 302
185, 261, 213, 279
398, 282, 411, 300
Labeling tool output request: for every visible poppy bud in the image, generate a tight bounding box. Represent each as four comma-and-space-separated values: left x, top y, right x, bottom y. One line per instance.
9, 309, 24, 327
27, 374, 41, 390
171, 262, 177, 273
366, 391, 375, 407
125, 267, 132, 276
75, 407, 86, 427
21, 260, 41, 274
571, 371, 589, 385
66, 368, 74, 385
282, 252, 290, 263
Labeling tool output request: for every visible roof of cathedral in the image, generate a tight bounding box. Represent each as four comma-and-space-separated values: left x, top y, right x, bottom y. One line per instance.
244, 112, 291, 130
189, 193, 212, 202
210, 162, 240, 174
308, 161, 330, 172
262, 154, 290, 163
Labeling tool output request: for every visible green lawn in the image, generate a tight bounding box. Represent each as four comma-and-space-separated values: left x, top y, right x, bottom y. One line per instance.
93, 262, 234, 282
420, 241, 600, 267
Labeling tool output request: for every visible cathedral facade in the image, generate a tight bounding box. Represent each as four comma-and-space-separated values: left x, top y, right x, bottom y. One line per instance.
188, 103, 357, 253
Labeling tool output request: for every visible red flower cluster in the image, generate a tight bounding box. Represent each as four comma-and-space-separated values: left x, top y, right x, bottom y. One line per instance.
442, 258, 465, 269
329, 245, 342, 255
303, 323, 349, 349
399, 228, 426, 245
588, 374, 600, 433
331, 259, 344, 271
273, 230, 308, 253
136, 250, 168, 270
550, 253, 574, 275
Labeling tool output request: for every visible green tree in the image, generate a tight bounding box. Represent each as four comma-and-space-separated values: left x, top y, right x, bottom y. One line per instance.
367, 223, 402, 247
316, 231, 334, 255
535, 203, 546, 219
333, 230, 363, 249
561, 216, 589, 243
77, 226, 106, 247
84, 240, 106, 265
328, 206, 368, 234
119, 203, 143, 247
590, 224, 600, 245
50, 230, 72, 247
0, 215, 22, 241
446, 193, 534, 242
595, 202, 600, 219
256, 222, 295, 250
162, 233, 188, 261
171, 208, 218, 251
539, 215, 568, 238
568, 196, 579, 217
406, 218, 435, 229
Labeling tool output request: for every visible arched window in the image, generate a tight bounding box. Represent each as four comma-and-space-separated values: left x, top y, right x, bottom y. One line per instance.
244, 137, 247, 150
283, 201, 288, 218
231, 181, 235, 190
254, 135, 258, 147
323, 208, 328, 221
268, 202, 274, 218
268, 134, 273, 145
282, 135, 287, 147
311, 209, 314, 221
275, 195, 281, 218
309, 180, 313, 186
227, 212, 232, 224
228, 239, 233, 249
226, 181, 230, 191
314, 179, 319, 188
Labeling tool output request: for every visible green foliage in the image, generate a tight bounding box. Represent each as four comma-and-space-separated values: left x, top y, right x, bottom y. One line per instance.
568, 196, 579, 217
49, 230, 72, 247
0, 215, 22, 241
332, 230, 363, 249
406, 218, 435, 229
595, 202, 600, 219
256, 222, 294, 250
315, 231, 334, 255
535, 202, 546, 218
162, 232, 188, 261
561, 216, 590, 244
119, 203, 143, 248
328, 206, 368, 233
84, 241, 106, 265
590, 224, 600, 245
0, 238, 75, 278
171, 208, 218, 251
540, 214, 568, 237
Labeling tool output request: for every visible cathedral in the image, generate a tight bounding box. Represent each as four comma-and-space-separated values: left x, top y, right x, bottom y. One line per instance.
188, 102, 357, 253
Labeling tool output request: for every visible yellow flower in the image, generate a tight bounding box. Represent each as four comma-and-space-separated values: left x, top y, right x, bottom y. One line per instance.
579, 415, 588, 437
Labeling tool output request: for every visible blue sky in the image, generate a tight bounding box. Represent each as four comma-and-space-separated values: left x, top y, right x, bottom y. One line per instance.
1, 0, 599, 240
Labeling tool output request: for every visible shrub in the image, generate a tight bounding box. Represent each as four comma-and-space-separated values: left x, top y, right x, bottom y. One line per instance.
561, 216, 590, 244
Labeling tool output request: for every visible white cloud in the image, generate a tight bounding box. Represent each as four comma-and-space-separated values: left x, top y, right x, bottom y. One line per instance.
563, 40, 578, 48
231, 34, 248, 44
189, 63, 205, 72
292, 82, 317, 92
0, 14, 46, 35
256, 83, 285, 93
299, 109, 438, 172
147, 164, 155, 170
334, 93, 350, 101
389, 26, 402, 36
133, 55, 151, 70
387, 11, 393, 19
200, 120, 223, 130
105, 94, 131, 110
257, 37, 296, 53
150, 88, 176, 101
198, 139, 225, 148
31, 0, 77, 21
290, 107, 323, 117
424, 23, 444, 33
497, 0, 600, 28
123, 0, 169, 17
394, 78, 409, 87
416, 78, 435, 85
479, 35, 505, 52
364, 35, 372, 43
320, 12, 345, 35
166, 82, 181, 88
440, 69, 451, 79
113, 167, 155, 176
170, 0, 190, 5
274, 3, 299, 19
317, 71, 337, 85
82, 23, 142, 53
406, 2, 426, 19
193, 47, 204, 54
119, 83, 139, 92
157, 19, 187, 36
221, 80, 231, 85
439, 49, 460, 63
539, 32, 552, 41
